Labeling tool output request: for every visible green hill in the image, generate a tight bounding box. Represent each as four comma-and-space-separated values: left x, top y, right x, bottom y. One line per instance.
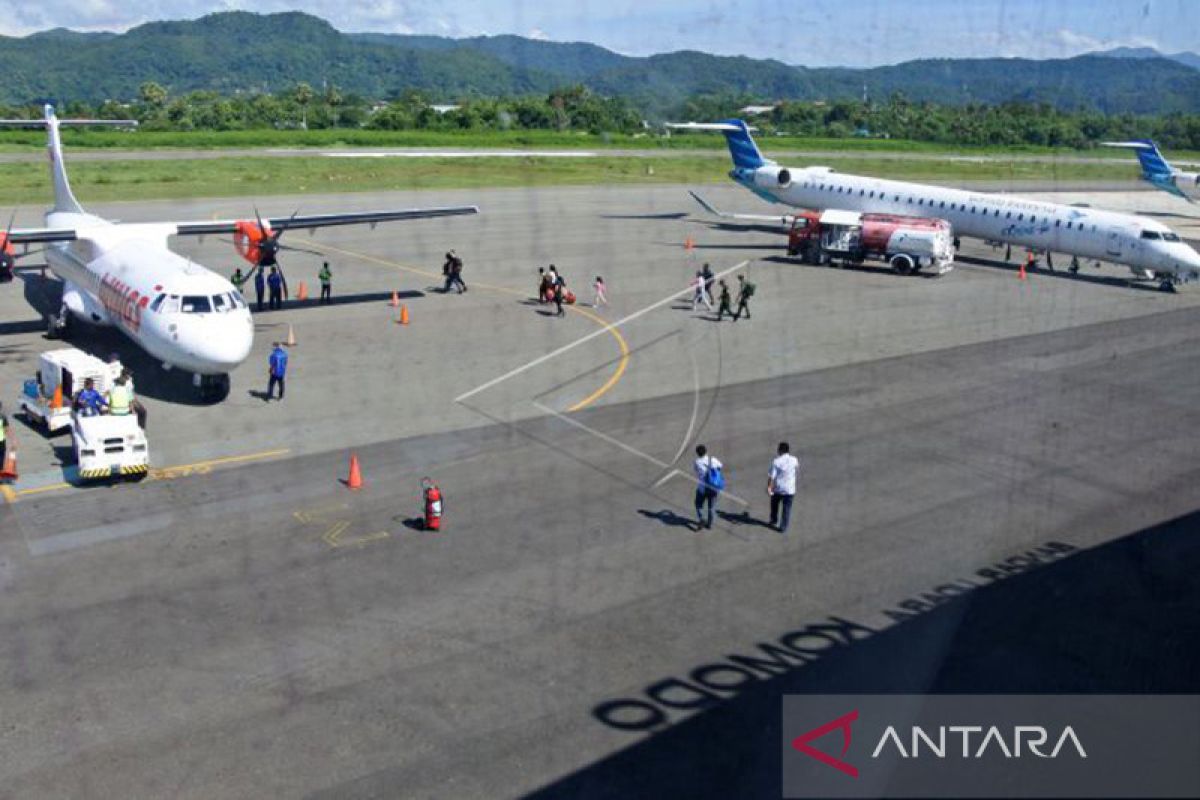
3, 10, 1200, 116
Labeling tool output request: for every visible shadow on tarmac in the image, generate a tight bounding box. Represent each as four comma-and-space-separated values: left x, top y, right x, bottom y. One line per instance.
525, 509, 1200, 800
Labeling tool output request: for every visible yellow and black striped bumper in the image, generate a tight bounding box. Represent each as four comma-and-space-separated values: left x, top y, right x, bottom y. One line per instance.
78, 463, 149, 480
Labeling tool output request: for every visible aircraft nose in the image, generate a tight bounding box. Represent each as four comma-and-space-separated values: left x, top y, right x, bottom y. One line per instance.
196, 316, 254, 372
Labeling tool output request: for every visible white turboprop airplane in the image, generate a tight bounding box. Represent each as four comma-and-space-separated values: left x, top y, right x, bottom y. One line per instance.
0, 105, 478, 398
675, 120, 1200, 290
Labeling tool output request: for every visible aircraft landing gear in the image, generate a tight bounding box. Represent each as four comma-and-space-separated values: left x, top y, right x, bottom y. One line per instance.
1159, 278, 1178, 294
46, 304, 70, 339
194, 372, 231, 402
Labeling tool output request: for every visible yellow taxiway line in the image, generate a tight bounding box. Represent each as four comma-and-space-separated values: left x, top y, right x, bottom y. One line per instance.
0, 448, 290, 504
305, 240, 630, 412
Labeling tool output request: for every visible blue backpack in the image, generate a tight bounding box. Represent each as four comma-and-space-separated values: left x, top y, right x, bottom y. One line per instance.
705, 460, 726, 491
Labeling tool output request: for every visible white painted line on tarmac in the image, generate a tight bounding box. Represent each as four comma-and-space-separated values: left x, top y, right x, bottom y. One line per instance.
532, 401, 670, 470
456, 260, 749, 403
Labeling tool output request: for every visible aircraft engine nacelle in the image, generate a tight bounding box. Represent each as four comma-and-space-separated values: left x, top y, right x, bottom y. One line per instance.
0, 233, 13, 283
233, 219, 276, 267
753, 166, 792, 190
62, 281, 111, 326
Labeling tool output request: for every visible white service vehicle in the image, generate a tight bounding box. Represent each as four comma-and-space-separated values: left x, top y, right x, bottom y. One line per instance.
19, 347, 149, 480
20, 347, 120, 434
72, 411, 149, 481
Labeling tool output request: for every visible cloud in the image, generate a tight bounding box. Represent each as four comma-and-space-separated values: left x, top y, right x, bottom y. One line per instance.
527, 26, 549, 41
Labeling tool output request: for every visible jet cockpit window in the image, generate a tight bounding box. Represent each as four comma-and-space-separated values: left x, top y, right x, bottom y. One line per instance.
212, 294, 230, 313
150, 293, 166, 312
1141, 230, 1162, 240
1162, 232, 1180, 242
181, 295, 212, 313
231, 291, 247, 309
163, 295, 181, 314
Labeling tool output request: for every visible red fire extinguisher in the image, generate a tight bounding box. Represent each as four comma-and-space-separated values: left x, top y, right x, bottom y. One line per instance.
422, 477, 443, 531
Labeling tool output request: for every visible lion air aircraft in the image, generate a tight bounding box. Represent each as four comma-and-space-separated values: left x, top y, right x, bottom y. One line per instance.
0, 105, 478, 397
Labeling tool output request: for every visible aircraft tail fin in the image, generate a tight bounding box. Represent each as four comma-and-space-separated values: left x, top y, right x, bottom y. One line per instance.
666, 119, 773, 170
0, 105, 136, 214
1103, 139, 1174, 180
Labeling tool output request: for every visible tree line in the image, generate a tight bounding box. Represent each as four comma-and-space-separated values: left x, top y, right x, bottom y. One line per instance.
4, 83, 1199, 150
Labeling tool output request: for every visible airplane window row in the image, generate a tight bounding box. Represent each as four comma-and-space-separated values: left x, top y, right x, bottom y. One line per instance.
805, 181, 1106, 235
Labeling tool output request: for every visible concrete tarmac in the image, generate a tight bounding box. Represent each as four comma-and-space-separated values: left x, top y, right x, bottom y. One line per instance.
1, 183, 1200, 797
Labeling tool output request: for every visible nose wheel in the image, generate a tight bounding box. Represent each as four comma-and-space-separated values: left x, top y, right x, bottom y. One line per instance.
194, 372, 231, 402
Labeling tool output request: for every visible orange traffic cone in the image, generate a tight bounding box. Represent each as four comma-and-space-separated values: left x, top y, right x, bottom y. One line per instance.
1018, 263, 1027, 281
389, 290, 400, 308
50, 384, 63, 409
345, 454, 363, 490
1, 439, 17, 482
398, 305, 409, 326
286, 324, 297, 346
297, 281, 309, 301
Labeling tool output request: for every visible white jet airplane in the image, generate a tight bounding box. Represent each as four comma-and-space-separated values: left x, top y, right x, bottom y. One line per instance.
676, 120, 1200, 291
0, 105, 478, 398
1102, 139, 1200, 203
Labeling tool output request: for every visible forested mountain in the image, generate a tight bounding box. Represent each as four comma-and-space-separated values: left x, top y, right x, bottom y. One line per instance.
2, 10, 1199, 115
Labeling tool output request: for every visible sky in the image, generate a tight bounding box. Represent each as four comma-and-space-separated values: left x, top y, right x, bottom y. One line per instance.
0, 0, 1196, 67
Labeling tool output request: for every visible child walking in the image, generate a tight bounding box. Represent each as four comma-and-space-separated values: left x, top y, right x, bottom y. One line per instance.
592, 275, 608, 308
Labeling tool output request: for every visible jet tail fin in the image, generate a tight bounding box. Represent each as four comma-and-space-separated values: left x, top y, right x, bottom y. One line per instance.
666, 119, 773, 170
1103, 139, 1174, 180
0, 105, 137, 214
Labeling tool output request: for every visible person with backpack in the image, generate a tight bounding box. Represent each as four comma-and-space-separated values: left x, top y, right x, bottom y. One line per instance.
733, 274, 755, 320
715, 279, 734, 321
693, 444, 724, 530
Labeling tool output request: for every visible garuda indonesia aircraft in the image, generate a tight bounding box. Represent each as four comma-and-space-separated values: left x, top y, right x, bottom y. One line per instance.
678, 120, 1200, 291
0, 105, 478, 398
1103, 139, 1200, 203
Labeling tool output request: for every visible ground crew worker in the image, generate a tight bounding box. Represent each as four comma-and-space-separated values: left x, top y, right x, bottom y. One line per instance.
443, 251, 467, 294
267, 342, 288, 401
267, 266, 284, 310
107, 375, 133, 416
253, 267, 266, 312
0, 402, 9, 475
121, 368, 148, 429
74, 378, 106, 416
716, 279, 734, 321
319, 261, 332, 304
733, 274, 755, 321
231, 267, 246, 295
553, 278, 565, 317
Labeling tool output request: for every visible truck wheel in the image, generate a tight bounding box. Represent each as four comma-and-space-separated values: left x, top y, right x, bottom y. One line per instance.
890, 254, 914, 276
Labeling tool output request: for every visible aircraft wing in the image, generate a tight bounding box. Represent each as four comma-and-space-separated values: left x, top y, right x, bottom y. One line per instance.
174, 205, 479, 236
5, 227, 78, 244
689, 191, 796, 225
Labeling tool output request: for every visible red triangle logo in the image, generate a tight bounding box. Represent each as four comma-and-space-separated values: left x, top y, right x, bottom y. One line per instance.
791, 709, 859, 778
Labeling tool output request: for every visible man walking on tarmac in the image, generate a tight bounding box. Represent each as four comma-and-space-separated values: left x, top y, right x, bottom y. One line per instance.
266, 342, 289, 401
319, 262, 332, 304
267, 266, 284, 310
767, 441, 800, 533
715, 279, 734, 321
693, 444, 724, 530
733, 274, 755, 321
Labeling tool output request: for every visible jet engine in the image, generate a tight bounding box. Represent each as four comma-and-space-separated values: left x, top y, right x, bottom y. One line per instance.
753, 166, 792, 190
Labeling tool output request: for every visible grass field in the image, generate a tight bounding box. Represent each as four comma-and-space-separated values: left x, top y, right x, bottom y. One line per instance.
0, 128, 1194, 162
0, 153, 1143, 205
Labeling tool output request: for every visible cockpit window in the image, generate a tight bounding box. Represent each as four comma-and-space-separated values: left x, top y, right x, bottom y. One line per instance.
163, 295, 181, 314
150, 293, 166, 312
1163, 232, 1180, 242
212, 294, 229, 313
1141, 230, 1162, 240
231, 292, 247, 309
181, 295, 212, 313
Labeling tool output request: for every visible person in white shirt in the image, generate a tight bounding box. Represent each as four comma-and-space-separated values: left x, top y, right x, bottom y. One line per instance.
767, 441, 800, 533
693, 444, 723, 530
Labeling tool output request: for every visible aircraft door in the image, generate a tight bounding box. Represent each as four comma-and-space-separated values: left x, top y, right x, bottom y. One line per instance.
1106, 228, 1123, 258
